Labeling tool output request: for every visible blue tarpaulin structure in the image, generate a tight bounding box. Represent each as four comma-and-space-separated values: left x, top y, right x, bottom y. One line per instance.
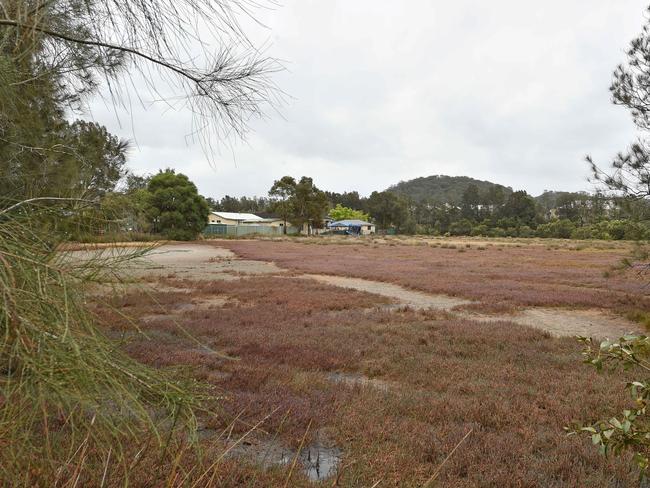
328, 219, 375, 235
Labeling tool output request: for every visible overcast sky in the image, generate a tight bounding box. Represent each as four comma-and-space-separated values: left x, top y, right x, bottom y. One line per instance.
89, 1, 649, 199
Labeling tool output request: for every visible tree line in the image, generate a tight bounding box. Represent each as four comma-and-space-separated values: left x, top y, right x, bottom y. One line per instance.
33, 157, 648, 241
204, 180, 650, 240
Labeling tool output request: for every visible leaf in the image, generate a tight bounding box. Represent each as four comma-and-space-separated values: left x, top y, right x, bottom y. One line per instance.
623, 420, 632, 433
610, 418, 623, 430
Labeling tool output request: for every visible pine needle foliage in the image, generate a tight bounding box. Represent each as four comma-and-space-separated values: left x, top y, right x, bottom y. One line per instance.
0, 206, 207, 485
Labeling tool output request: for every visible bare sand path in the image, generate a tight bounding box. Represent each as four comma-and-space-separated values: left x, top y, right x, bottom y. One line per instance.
462, 307, 639, 338
302, 274, 471, 310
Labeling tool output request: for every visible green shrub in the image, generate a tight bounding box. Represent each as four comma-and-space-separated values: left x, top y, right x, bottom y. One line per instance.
536, 219, 576, 239
470, 224, 489, 236
608, 220, 628, 240
489, 227, 506, 237
517, 225, 535, 238
449, 219, 473, 236
571, 335, 650, 477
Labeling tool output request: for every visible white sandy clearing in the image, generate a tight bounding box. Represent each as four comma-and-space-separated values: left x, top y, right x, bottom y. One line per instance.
132, 244, 284, 279
65, 244, 284, 280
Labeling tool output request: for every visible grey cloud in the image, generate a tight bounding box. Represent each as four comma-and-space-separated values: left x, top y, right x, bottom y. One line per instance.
88, 0, 649, 198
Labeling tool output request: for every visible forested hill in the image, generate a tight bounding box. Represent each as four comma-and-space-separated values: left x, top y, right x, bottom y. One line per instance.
387, 175, 513, 204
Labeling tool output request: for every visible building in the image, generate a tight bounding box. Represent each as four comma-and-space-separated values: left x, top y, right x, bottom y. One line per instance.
208, 212, 267, 226
328, 219, 376, 235
205, 212, 296, 236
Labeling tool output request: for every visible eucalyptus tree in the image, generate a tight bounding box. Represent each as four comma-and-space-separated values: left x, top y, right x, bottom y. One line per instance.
269, 175, 297, 233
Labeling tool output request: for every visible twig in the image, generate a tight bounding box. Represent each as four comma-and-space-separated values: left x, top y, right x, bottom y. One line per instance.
330, 459, 356, 487
422, 428, 473, 488
0, 197, 97, 215
283, 420, 312, 488
100, 448, 112, 488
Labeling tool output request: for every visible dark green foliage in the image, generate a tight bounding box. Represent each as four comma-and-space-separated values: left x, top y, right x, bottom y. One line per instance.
207, 172, 650, 237
146, 169, 209, 240
268, 176, 328, 233
0, 0, 126, 203
269, 175, 297, 232
292, 177, 329, 230
499, 190, 537, 227
367, 190, 408, 230
536, 219, 577, 239
211, 195, 271, 213
461, 183, 481, 220
0, 119, 128, 203
325, 190, 365, 211
388, 175, 513, 205
449, 218, 474, 236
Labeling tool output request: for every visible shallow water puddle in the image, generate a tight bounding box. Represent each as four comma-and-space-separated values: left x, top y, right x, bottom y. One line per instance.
327, 371, 391, 392
225, 434, 341, 482
301, 441, 342, 481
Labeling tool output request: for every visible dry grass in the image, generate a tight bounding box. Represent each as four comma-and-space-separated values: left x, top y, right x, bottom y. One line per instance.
92, 272, 642, 486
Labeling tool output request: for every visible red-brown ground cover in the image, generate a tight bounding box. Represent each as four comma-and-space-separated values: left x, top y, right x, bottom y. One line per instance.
216, 239, 650, 315
96, 274, 642, 487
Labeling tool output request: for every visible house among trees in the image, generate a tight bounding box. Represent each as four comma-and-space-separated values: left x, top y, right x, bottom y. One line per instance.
328, 219, 376, 235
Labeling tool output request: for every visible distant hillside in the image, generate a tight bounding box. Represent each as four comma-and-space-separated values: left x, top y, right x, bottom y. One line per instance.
387, 175, 513, 204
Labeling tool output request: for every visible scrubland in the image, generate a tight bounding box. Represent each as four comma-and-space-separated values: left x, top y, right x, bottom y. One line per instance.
87, 237, 650, 486
217, 237, 650, 317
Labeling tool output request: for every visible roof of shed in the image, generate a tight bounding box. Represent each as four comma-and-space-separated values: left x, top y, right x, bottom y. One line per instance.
211, 211, 264, 221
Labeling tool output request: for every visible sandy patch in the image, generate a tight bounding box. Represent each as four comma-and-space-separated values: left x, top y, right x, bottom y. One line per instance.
475, 308, 640, 339
302, 274, 470, 310
65, 243, 284, 281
